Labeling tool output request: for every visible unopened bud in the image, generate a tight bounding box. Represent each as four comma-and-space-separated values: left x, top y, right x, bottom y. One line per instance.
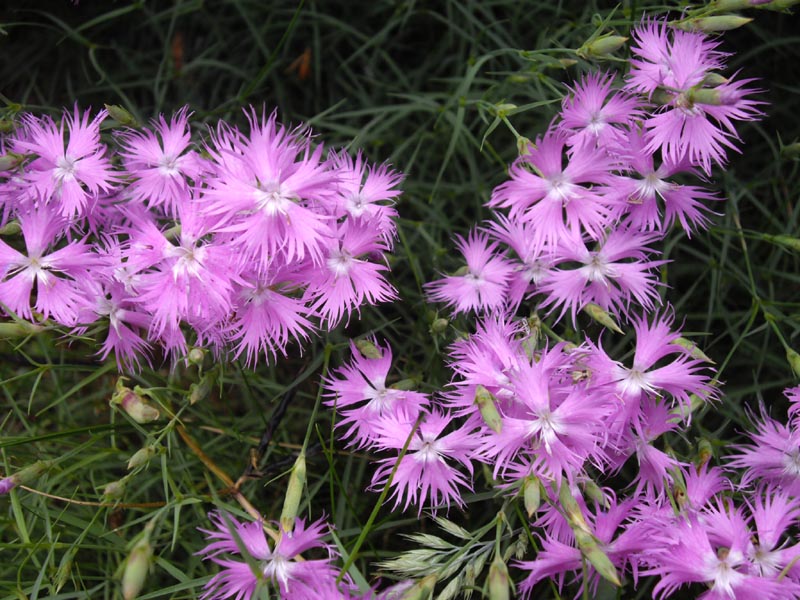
0, 220, 21, 236
475, 385, 503, 433
105, 104, 139, 127
0, 320, 44, 339
581, 478, 609, 509
702, 72, 729, 87
766, 234, 800, 252
559, 482, 591, 534
355, 338, 383, 360
111, 380, 160, 424
0, 460, 52, 494
0, 153, 24, 172
122, 531, 153, 599
127, 445, 157, 470
491, 103, 517, 118
577, 34, 628, 59
102, 479, 127, 500
583, 303, 623, 334
574, 528, 621, 586
522, 476, 541, 517
430, 317, 449, 335
674, 337, 714, 363
517, 136, 534, 156
280, 452, 306, 531
675, 15, 753, 31
488, 555, 510, 600
400, 574, 437, 600
696, 438, 713, 468
781, 143, 800, 160
187, 347, 206, 367
788, 347, 800, 379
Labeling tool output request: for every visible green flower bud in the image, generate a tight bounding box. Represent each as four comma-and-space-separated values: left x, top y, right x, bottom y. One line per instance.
187, 346, 206, 367
696, 438, 713, 468
674, 337, 714, 363
488, 554, 510, 600
102, 479, 127, 500
475, 385, 503, 433
400, 574, 437, 600
0, 220, 21, 236
787, 347, 800, 379
522, 476, 541, 517
280, 452, 306, 531
0, 320, 44, 339
355, 338, 383, 359
577, 34, 629, 59
105, 104, 139, 127
122, 532, 153, 599
127, 445, 157, 470
674, 15, 753, 32
583, 303, 623, 334
430, 317, 449, 335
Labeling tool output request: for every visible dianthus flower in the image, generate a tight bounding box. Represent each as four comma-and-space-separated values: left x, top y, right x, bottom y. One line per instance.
13, 106, 115, 218
425, 230, 514, 315
197, 512, 345, 600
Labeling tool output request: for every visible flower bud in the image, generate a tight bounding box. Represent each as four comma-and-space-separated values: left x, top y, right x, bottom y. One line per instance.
0, 460, 53, 494
488, 554, 510, 600
122, 532, 152, 600
127, 445, 157, 470
696, 438, 713, 468
280, 452, 306, 531
102, 479, 127, 500
577, 34, 628, 59
400, 575, 437, 600
111, 380, 160, 424
355, 338, 383, 360
0, 320, 44, 339
187, 346, 206, 367
675, 15, 753, 32
0, 220, 21, 236
583, 303, 623, 334
517, 136, 534, 156
522, 476, 541, 517
0, 153, 24, 172
475, 385, 503, 433
54, 547, 77, 593
781, 143, 800, 160
674, 337, 714, 363
105, 104, 139, 127
574, 528, 621, 586
787, 347, 800, 379
430, 317, 449, 335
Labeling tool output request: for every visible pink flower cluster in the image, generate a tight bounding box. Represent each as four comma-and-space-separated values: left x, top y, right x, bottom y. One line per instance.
314, 17, 797, 600
0, 107, 402, 368
427, 19, 761, 323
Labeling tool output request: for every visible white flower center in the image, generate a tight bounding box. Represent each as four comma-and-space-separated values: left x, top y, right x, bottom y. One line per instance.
782, 448, 800, 478
254, 182, 292, 216
579, 252, 615, 284
55, 156, 78, 182
158, 154, 180, 176
703, 548, 746, 598
347, 193, 368, 217
414, 435, 443, 464
327, 249, 353, 278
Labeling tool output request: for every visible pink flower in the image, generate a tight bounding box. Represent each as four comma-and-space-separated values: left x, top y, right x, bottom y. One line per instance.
201, 108, 335, 267
728, 404, 800, 495
626, 19, 762, 173
558, 71, 641, 150
304, 219, 397, 328
324, 339, 428, 448
537, 228, 665, 324
226, 263, 313, 367
14, 106, 115, 218
330, 151, 402, 244
0, 208, 97, 325
425, 230, 514, 315
370, 407, 475, 514
488, 130, 615, 250
614, 129, 719, 235
117, 107, 203, 216
197, 512, 345, 599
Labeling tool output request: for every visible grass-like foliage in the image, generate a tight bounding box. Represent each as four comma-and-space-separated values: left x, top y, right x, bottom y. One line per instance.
1, 1, 800, 599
